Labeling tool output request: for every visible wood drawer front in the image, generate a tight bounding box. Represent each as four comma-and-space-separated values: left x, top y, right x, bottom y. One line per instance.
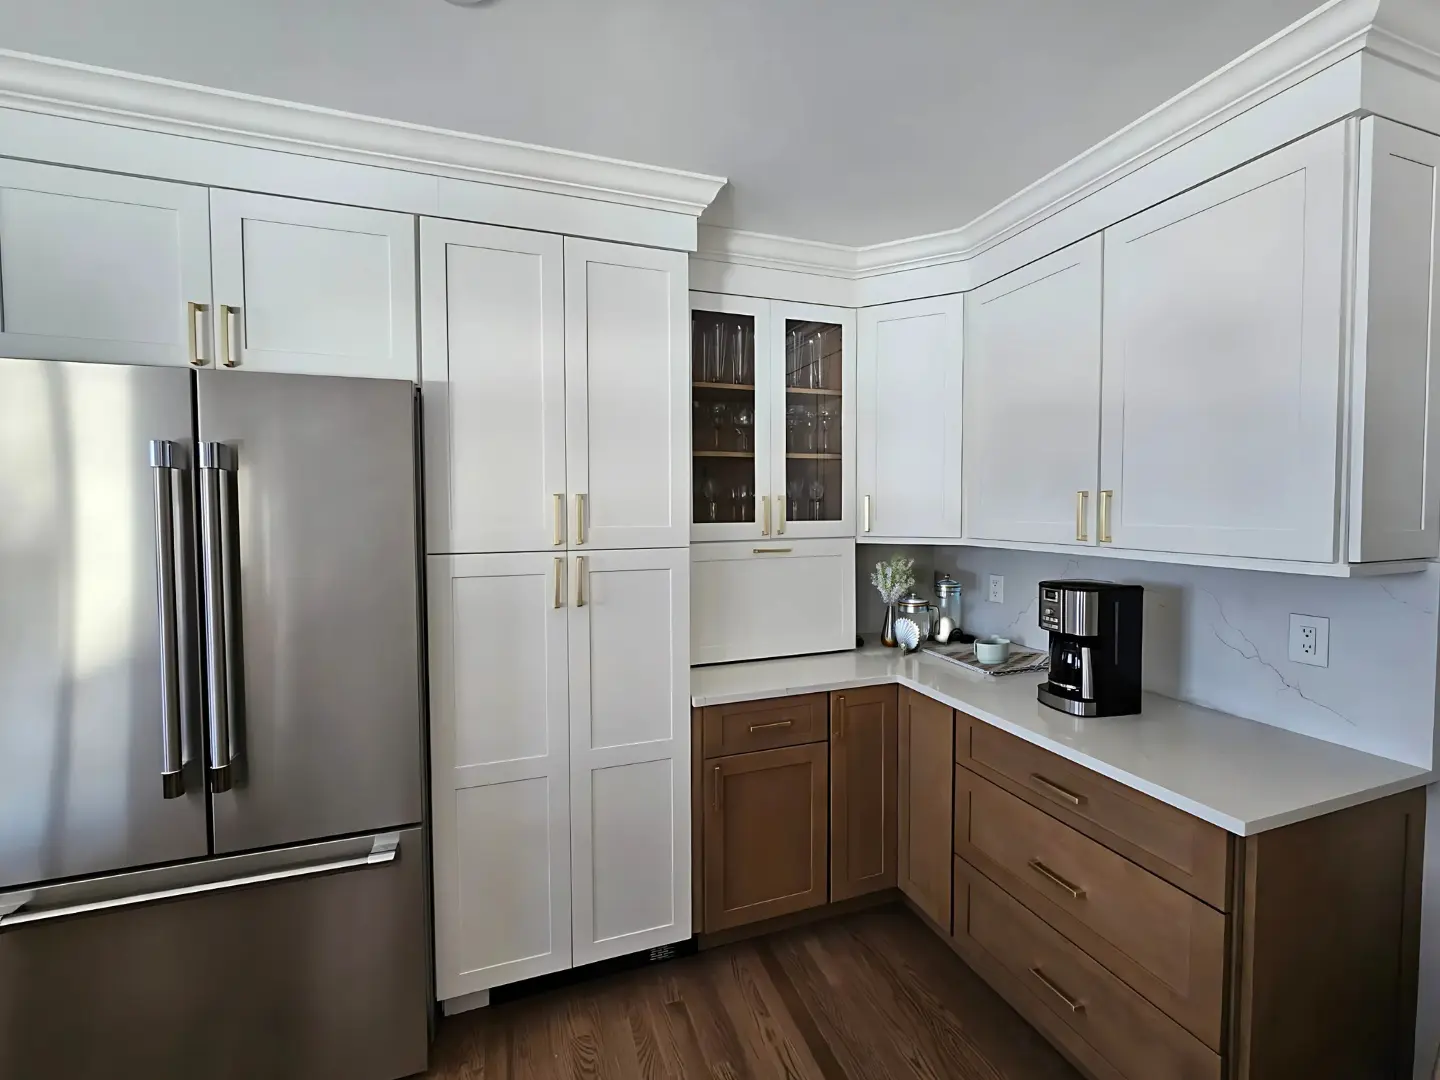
960, 717, 1230, 909
702, 694, 828, 757
954, 858, 1220, 1080
955, 766, 1226, 1050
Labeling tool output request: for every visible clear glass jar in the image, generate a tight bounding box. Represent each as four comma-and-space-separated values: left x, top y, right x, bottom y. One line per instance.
935, 576, 963, 642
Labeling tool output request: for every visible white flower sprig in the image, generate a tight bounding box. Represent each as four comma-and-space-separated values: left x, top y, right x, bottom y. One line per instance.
871, 555, 915, 604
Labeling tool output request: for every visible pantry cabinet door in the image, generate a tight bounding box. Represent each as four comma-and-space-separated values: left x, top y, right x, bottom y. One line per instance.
1100, 125, 1346, 562
965, 238, 1102, 545
565, 239, 689, 550
210, 190, 416, 378
857, 296, 963, 540
428, 553, 571, 999
421, 219, 566, 555
0, 159, 211, 367
568, 548, 691, 964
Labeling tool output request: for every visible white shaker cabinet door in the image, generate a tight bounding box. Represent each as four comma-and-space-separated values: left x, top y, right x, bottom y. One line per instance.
568, 548, 690, 965
421, 220, 566, 555
1100, 125, 1347, 562
965, 237, 1102, 546
210, 190, 417, 378
857, 296, 963, 540
0, 159, 211, 367
428, 553, 572, 999
565, 239, 689, 550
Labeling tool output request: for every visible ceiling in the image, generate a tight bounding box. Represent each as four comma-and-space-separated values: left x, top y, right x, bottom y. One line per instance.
0, 0, 1326, 246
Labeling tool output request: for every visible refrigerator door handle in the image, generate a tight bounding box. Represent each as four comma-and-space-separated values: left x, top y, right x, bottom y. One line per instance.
0, 833, 402, 930
198, 441, 238, 793
149, 440, 187, 799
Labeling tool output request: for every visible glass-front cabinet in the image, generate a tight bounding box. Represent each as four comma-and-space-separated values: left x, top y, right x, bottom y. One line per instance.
691, 293, 854, 541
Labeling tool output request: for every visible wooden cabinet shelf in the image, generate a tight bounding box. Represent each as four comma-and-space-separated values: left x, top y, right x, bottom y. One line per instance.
694, 450, 754, 458
785, 386, 842, 396
787, 453, 842, 460
693, 381, 755, 390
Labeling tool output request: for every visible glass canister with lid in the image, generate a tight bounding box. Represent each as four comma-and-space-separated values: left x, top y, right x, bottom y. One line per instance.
935, 576, 963, 642
895, 593, 938, 641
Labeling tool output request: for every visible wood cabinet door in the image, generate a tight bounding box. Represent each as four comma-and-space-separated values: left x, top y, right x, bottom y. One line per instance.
568, 547, 691, 963
898, 688, 954, 931
420, 219, 566, 555
427, 553, 571, 999
1100, 124, 1347, 562
857, 295, 964, 540
830, 686, 898, 901
565, 238, 689, 550
702, 744, 829, 932
210, 190, 416, 378
964, 237, 1102, 545
0, 159, 211, 367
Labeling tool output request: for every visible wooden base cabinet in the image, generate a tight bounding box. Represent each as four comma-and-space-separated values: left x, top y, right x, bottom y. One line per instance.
702, 744, 828, 932
830, 686, 897, 901
898, 688, 954, 931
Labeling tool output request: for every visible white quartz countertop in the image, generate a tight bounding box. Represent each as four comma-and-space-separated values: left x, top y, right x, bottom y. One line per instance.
690, 648, 1432, 835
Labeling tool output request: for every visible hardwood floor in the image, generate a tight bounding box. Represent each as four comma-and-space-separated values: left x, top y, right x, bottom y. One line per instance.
422, 906, 1081, 1079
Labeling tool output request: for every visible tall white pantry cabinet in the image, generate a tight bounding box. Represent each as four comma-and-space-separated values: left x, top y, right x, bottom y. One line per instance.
421, 220, 692, 1001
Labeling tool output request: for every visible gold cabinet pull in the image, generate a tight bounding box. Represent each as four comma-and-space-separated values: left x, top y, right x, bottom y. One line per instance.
777, 494, 786, 535
1030, 774, 1084, 807
218, 304, 238, 367
1099, 490, 1113, 543
553, 557, 564, 609
553, 494, 564, 547
864, 494, 872, 534
1028, 859, 1085, 899
752, 547, 792, 554
187, 302, 206, 366
835, 696, 845, 739
1075, 491, 1089, 542
574, 555, 587, 607
574, 493, 586, 545
713, 764, 721, 811
761, 495, 771, 537
748, 719, 793, 733
1030, 967, 1084, 1013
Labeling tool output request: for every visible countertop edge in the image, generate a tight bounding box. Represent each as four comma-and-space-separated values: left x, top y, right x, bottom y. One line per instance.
690, 669, 1434, 836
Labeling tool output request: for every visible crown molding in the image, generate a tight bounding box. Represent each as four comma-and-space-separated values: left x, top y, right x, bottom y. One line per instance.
0, 48, 727, 218
697, 0, 1440, 283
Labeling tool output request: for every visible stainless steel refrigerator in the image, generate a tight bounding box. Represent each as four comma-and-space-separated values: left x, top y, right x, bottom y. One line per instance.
0, 357, 430, 1079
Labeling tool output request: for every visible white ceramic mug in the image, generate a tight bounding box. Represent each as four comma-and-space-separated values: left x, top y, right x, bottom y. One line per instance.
974, 636, 1011, 665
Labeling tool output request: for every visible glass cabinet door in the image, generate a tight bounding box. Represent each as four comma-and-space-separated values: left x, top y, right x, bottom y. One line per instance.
772, 303, 854, 538
691, 294, 771, 541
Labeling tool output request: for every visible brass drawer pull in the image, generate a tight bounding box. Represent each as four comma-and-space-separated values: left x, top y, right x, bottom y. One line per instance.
1030, 967, 1084, 1013
1075, 490, 1088, 542
1030, 774, 1084, 807
713, 765, 721, 811
752, 547, 792, 554
1099, 489, 1113, 543
1028, 859, 1085, 899
748, 719, 794, 733
553, 494, 564, 547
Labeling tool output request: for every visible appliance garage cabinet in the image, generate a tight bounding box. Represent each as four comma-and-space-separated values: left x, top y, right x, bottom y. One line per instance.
691, 681, 1425, 1080
423, 222, 693, 999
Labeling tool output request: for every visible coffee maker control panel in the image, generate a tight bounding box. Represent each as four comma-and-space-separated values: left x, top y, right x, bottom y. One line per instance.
1038, 587, 1063, 633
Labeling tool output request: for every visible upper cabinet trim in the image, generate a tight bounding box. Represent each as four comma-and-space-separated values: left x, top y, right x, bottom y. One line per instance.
695, 0, 1440, 285
0, 48, 727, 220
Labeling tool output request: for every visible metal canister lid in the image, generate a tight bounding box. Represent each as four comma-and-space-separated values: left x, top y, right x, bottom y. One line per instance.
935, 575, 962, 595
896, 593, 932, 612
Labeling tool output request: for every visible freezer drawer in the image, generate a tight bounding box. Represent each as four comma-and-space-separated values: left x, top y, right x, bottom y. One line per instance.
0, 828, 429, 1080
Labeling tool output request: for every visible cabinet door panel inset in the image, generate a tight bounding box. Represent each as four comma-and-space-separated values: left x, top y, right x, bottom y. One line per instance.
831, 686, 898, 901
589, 758, 676, 944
899, 689, 954, 930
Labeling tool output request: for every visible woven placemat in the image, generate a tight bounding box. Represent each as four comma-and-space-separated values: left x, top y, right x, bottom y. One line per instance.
920, 640, 1050, 676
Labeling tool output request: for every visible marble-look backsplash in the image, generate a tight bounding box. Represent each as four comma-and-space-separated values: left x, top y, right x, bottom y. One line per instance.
859, 544, 1440, 768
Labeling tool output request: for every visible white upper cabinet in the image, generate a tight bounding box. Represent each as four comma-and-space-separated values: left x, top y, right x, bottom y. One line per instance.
421, 219, 566, 556
565, 238, 689, 551
858, 296, 963, 540
210, 190, 417, 379
567, 547, 690, 964
1347, 118, 1440, 564
0, 160, 211, 367
427, 552, 571, 998
1100, 125, 1347, 563
965, 237, 1102, 546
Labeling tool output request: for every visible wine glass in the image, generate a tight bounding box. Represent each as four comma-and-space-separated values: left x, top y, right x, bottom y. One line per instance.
733, 480, 752, 522
788, 477, 805, 520
808, 478, 826, 520
700, 473, 719, 523
786, 403, 805, 452
816, 401, 834, 452
799, 404, 816, 451
710, 402, 727, 450
733, 404, 753, 452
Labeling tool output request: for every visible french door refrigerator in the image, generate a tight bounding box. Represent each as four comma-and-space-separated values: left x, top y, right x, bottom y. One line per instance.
0, 357, 429, 1079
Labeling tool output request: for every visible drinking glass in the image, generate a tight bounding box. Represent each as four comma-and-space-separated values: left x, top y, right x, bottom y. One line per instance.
808, 332, 823, 389
786, 403, 804, 452
708, 322, 726, 383
788, 477, 805, 520
728, 322, 748, 384
710, 402, 727, 450
816, 401, 834, 452
732, 404, 753, 451
692, 320, 708, 383
809, 478, 826, 520
799, 404, 816, 451
700, 473, 719, 523
733, 480, 752, 522
786, 328, 801, 387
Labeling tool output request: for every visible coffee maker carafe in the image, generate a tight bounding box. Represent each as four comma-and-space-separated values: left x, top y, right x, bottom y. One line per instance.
1037, 580, 1143, 717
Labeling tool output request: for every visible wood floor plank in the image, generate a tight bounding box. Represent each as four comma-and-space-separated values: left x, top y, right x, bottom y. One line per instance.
423, 906, 1084, 1080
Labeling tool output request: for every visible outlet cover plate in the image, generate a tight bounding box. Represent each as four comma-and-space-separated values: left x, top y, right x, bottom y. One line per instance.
1288, 614, 1329, 668
988, 575, 1004, 604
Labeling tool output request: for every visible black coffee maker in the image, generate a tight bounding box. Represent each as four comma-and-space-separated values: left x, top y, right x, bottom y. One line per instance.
1036, 580, 1143, 717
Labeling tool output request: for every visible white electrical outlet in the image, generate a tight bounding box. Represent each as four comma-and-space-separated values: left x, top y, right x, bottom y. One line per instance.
1287, 614, 1329, 668
988, 575, 1004, 604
